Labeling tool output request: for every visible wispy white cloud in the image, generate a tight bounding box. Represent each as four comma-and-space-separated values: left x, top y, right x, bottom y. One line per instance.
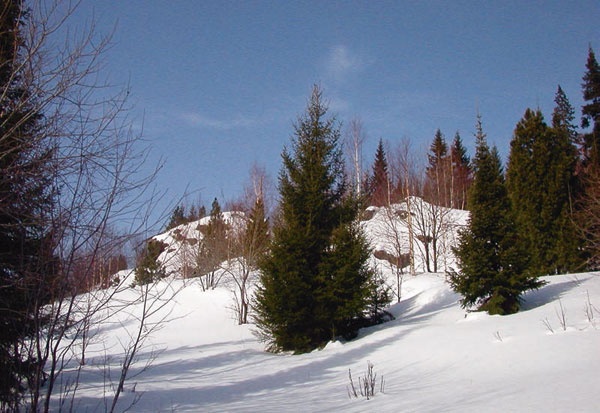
327, 95, 351, 113
179, 112, 259, 130
324, 45, 368, 82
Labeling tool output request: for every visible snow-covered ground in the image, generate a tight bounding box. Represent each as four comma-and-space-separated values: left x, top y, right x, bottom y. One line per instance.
55, 271, 600, 412
361, 198, 469, 273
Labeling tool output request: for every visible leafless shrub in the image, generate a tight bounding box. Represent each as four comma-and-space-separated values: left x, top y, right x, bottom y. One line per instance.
556, 299, 567, 331
542, 317, 555, 334
493, 330, 503, 342
372, 205, 411, 302
223, 165, 270, 324
108, 276, 183, 413
347, 361, 384, 400
584, 290, 598, 328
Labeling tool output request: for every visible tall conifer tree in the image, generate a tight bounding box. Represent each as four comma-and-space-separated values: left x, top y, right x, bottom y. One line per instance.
254, 86, 382, 352
578, 47, 600, 267
581, 47, 600, 170
551, 86, 586, 271
507, 109, 549, 274
0, 3, 57, 407
449, 132, 472, 210
507, 106, 582, 274
449, 116, 542, 315
425, 129, 450, 207
366, 138, 390, 206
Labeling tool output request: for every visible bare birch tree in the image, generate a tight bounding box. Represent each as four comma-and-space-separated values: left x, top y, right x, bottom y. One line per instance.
212, 165, 271, 324
372, 205, 411, 302
345, 117, 367, 196
389, 138, 423, 275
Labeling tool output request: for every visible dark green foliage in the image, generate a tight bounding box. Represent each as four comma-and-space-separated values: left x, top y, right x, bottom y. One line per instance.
506, 105, 583, 274
0, 3, 58, 409
450, 132, 472, 210
451, 132, 470, 167
201, 198, 228, 263
365, 138, 390, 206
553, 86, 578, 142
166, 203, 207, 230
166, 205, 186, 230
195, 198, 229, 288
581, 47, 600, 169
448, 117, 544, 315
427, 129, 449, 173
254, 86, 387, 353
315, 222, 378, 340
135, 239, 167, 285
425, 129, 450, 207
506, 109, 548, 274
424, 129, 471, 209
578, 48, 600, 268
189, 204, 206, 221
551, 86, 587, 270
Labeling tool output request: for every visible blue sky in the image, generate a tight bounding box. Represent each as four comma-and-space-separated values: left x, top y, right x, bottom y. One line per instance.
70, 0, 599, 223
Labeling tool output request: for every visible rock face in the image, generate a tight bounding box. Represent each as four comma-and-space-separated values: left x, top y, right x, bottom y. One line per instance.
373, 249, 411, 270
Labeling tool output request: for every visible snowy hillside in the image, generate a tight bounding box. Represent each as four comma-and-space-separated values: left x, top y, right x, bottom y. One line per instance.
49, 199, 600, 412
363, 197, 469, 274
54, 271, 600, 412
152, 211, 246, 276
154, 197, 470, 280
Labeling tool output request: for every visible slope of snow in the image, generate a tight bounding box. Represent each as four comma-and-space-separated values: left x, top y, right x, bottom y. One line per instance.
52, 199, 599, 411
55, 271, 600, 412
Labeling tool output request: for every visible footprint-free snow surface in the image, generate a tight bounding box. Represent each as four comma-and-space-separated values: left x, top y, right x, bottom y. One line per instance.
58, 271, 600, 412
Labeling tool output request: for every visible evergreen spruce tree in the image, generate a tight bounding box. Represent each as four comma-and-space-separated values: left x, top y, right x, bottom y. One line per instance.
450, 132, 472, 210
427, 129, 449, 171
581, 47, 600, 170
254, 86, 384, 353
135, 239, 167, 285
166, 205, 186, 230
551, 86, 586, 271
315, 221, 379, 339
553, 86, 579, 144
0, 3, 57, 407
448, 116, 543, 315
425, 129, 450, 207
196, 198, 228, 289
206, 198, 226, 240
506, 109, 548, 274
578, 47, 600, 267
507, 106, 582, 274
365, 138, 390, 206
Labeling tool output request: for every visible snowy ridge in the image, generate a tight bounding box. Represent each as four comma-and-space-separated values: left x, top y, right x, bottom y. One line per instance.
152, 211, 246, 276
362, 197, 469, 273
152, 197, 470, 279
